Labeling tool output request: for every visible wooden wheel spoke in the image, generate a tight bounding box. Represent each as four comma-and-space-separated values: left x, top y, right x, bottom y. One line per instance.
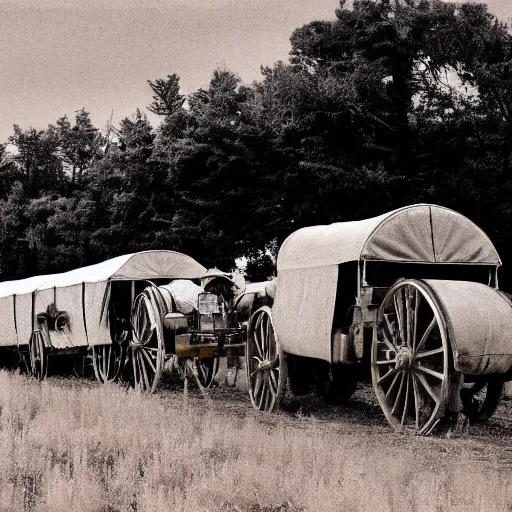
391, 372, 406, 415
401, 373, 411, 427
394, 288, 405, 345
385, 372, 401, 400
141, 347, 157, 374
376, 356, 397, 365
258, 376, 268, 409
414, 364, 444, 380
143, 355, 152, 389
268, 368, 279, 395
405, 287, 414, 349
414, 372, 441, 405
139, 351, 151, 390
266, 317, 271, 358
415, 347, 444, 359
412, 289, 420, 351
254, 372, 263, 398
131, 348, 139, 387
412, 373, 420, 429
259, 317, 266, 358
380, 330, 398, 354
254, 318, 264, 360
378, 366, 400, 385
29, 332, 46, 380
264, 374, 272, 409
101, 347, 106, 376
383, 314, 398, 348
415, 317, 437, 354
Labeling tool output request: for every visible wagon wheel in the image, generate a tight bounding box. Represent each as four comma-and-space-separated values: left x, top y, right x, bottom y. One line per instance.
194, 357, 219, 388
91, 343, 124, 384
28, 330, 48, 380
246, 307, 288, 411
372, 280, 450, 434
460, 375, 504, 424
129, 289, 165, 393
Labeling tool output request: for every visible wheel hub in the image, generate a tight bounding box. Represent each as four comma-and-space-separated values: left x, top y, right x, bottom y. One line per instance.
396, 347, 413, 369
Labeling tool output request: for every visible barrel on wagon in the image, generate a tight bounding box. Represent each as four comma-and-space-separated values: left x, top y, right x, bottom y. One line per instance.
246, 204, 512, 434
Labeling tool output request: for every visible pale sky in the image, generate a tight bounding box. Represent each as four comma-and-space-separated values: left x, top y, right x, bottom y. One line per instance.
0, 0, 510, 142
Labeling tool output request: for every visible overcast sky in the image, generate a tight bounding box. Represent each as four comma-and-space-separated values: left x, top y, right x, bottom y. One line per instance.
0, 0, 510, 142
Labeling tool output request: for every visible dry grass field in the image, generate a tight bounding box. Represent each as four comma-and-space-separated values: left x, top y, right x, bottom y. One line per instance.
1, 370, 512, 512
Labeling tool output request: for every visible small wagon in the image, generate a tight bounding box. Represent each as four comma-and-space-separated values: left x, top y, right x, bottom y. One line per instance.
245, 204, 512, 434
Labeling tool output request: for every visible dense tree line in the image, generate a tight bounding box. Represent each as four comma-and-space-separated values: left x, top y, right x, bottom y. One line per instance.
2, 0, 512, 284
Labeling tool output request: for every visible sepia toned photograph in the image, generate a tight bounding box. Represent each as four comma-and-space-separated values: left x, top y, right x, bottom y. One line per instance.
1, 0, 512, 510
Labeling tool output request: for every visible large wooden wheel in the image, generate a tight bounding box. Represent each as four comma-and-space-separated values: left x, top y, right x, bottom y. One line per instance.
372, 280, 450, 434
460, 376, 504, 424
129, 287, 166, 393
246, 307, 287, 411
29, 330, 48, 380
92, 343, 124, 384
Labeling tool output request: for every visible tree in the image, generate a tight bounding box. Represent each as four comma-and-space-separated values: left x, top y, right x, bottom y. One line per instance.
147, 74, 185, 117
8, 124, 65, 197
0, 144, 22, 199
56, 109, 104, 187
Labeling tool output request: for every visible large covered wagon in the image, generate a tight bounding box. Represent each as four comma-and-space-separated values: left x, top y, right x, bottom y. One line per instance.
246, 204, 512, 434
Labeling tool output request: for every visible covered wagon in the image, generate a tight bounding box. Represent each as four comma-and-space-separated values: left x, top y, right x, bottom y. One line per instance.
0, 250, 208, 388
246, 204, 512, 434
0, 250, 270, 394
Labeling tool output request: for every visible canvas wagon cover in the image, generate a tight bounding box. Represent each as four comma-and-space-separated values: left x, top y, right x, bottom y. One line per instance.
277, 204, 500, 271
273, 205, 501, 361
0, 251, 206, 348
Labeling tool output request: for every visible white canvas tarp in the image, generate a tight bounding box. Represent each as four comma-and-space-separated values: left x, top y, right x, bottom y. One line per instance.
277, 204, 500, 271
84, 281, 111, 347
425, 280, 512, 375
54, 284, 88, 348
0, 251, 207, 349
0, 273, 60, 300
0, 296, 17, 348
273, 266, 338, 361
160, 280, 203, 315
0, 251, 206, 298
16, 293, 33, 347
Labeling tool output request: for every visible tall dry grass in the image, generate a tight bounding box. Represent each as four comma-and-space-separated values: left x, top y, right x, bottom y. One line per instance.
0, 370, 511, 512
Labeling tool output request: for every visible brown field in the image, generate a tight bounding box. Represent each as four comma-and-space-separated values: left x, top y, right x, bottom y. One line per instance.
1, 369, 512, 512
